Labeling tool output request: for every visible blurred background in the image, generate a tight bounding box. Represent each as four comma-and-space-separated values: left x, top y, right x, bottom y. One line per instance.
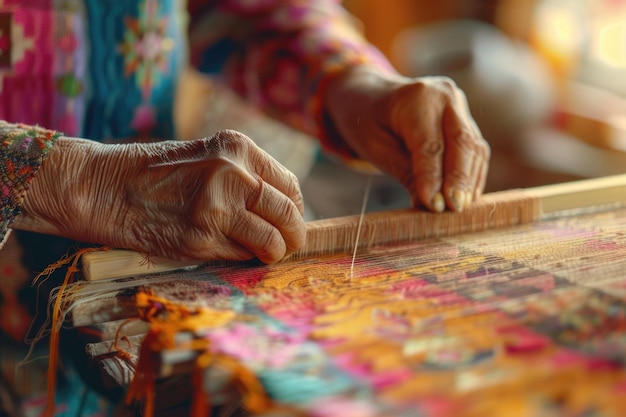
177, 0, 626, 219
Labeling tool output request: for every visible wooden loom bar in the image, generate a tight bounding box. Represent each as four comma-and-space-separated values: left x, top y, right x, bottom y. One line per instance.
80, 174, 626, 281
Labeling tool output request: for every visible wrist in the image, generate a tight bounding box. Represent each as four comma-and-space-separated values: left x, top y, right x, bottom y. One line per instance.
15, 138, 130, 242
323, 65, 404, 104
318, 65, 401, 157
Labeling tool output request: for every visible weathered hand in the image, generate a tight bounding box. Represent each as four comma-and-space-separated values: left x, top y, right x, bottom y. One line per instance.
324, 66, 490, 212
17, 130, 306, 263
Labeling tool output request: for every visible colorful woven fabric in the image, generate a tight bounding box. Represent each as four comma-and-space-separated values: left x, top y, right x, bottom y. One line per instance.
72, 207, 626, 416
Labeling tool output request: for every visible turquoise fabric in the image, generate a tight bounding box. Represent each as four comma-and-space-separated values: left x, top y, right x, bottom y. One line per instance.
82, 0, 185, 141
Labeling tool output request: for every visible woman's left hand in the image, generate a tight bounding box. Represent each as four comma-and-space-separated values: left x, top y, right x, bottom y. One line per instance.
323, 66, 490, 212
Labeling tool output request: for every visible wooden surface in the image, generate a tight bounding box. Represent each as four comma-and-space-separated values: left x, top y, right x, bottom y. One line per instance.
81, 174, 626, 281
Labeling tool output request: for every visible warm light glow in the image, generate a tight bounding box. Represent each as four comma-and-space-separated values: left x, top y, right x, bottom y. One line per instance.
594, 20, 626, 68
534, 3, 584, 57
608, 114, 626, 152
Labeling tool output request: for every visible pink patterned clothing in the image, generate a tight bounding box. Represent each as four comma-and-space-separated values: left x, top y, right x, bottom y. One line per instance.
187, 0, 393, 156
0, 1, 394, 415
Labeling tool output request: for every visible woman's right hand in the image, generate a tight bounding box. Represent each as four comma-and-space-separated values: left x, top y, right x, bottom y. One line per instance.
15, 130, 306, 263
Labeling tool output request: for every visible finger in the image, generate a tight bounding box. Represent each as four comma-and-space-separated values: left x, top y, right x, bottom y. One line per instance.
245, 176, 306, 256
451, 89, 490, 203
383, 87, 445, 209
463, 147, 484, 205
228, 209, 289, 264
200, 129, 303, 215
260, 162, 305, 216
400, 105, 445, 212
182, 231, 256, 262
244, 143, 306, 216
463, 133, 490, 203
441, 101, 485, 211
473, 142, 491, 201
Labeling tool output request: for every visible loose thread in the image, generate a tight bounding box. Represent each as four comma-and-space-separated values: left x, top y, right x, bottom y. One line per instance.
125, 289, 279, 417
124, 290, 221, 416
34, 246, 108, 417
350, 175, 373, 279
191, 352, 211, 416
113, 317, 140, 360
125, 328, 158, 417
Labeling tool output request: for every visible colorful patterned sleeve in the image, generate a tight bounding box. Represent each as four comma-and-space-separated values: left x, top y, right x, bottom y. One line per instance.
187, 0, 395, 159
0, 121, 60, 247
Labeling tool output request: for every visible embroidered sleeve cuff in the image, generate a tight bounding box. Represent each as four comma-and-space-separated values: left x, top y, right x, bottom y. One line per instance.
0, 121, 61, 244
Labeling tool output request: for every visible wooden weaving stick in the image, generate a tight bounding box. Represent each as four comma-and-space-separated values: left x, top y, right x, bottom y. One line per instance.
81, 174, 626, 281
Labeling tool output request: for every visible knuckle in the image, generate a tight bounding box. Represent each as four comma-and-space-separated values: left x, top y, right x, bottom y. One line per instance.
213, 128, 248, 142
246, 182, 264, 212
393, 80, 430, 106
419, 139, 444, 157
451, 129, 476, 147
392, 76, 462, 107
422, 75, 459, 96
207, 129, 252, 155
433, 75, 457, 90
450, 129, 486, 155
252, 154, 276, 181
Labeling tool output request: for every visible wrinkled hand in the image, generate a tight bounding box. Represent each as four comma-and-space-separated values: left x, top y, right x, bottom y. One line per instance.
17, 130, 306, 263
324, 66, 490, 212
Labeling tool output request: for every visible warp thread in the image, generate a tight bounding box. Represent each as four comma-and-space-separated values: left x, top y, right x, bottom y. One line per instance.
350, 174, 373, 279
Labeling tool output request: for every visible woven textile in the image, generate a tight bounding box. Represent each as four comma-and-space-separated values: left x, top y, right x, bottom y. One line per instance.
72, 207, 626, 416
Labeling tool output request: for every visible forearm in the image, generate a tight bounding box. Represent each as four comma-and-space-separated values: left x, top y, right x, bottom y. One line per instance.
188, 0, 395, 142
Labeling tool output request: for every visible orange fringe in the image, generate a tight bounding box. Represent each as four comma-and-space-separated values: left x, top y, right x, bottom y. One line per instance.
35, 246, 109, 417
39, 249, 285, 417
125, 289, 277, 417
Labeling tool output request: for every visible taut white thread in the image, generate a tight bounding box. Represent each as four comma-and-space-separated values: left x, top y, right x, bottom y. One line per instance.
351, 175, 373, 279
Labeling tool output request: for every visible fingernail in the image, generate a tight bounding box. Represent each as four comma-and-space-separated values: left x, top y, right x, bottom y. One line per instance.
449, 189, 467, 212
431, 192, 445, 213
